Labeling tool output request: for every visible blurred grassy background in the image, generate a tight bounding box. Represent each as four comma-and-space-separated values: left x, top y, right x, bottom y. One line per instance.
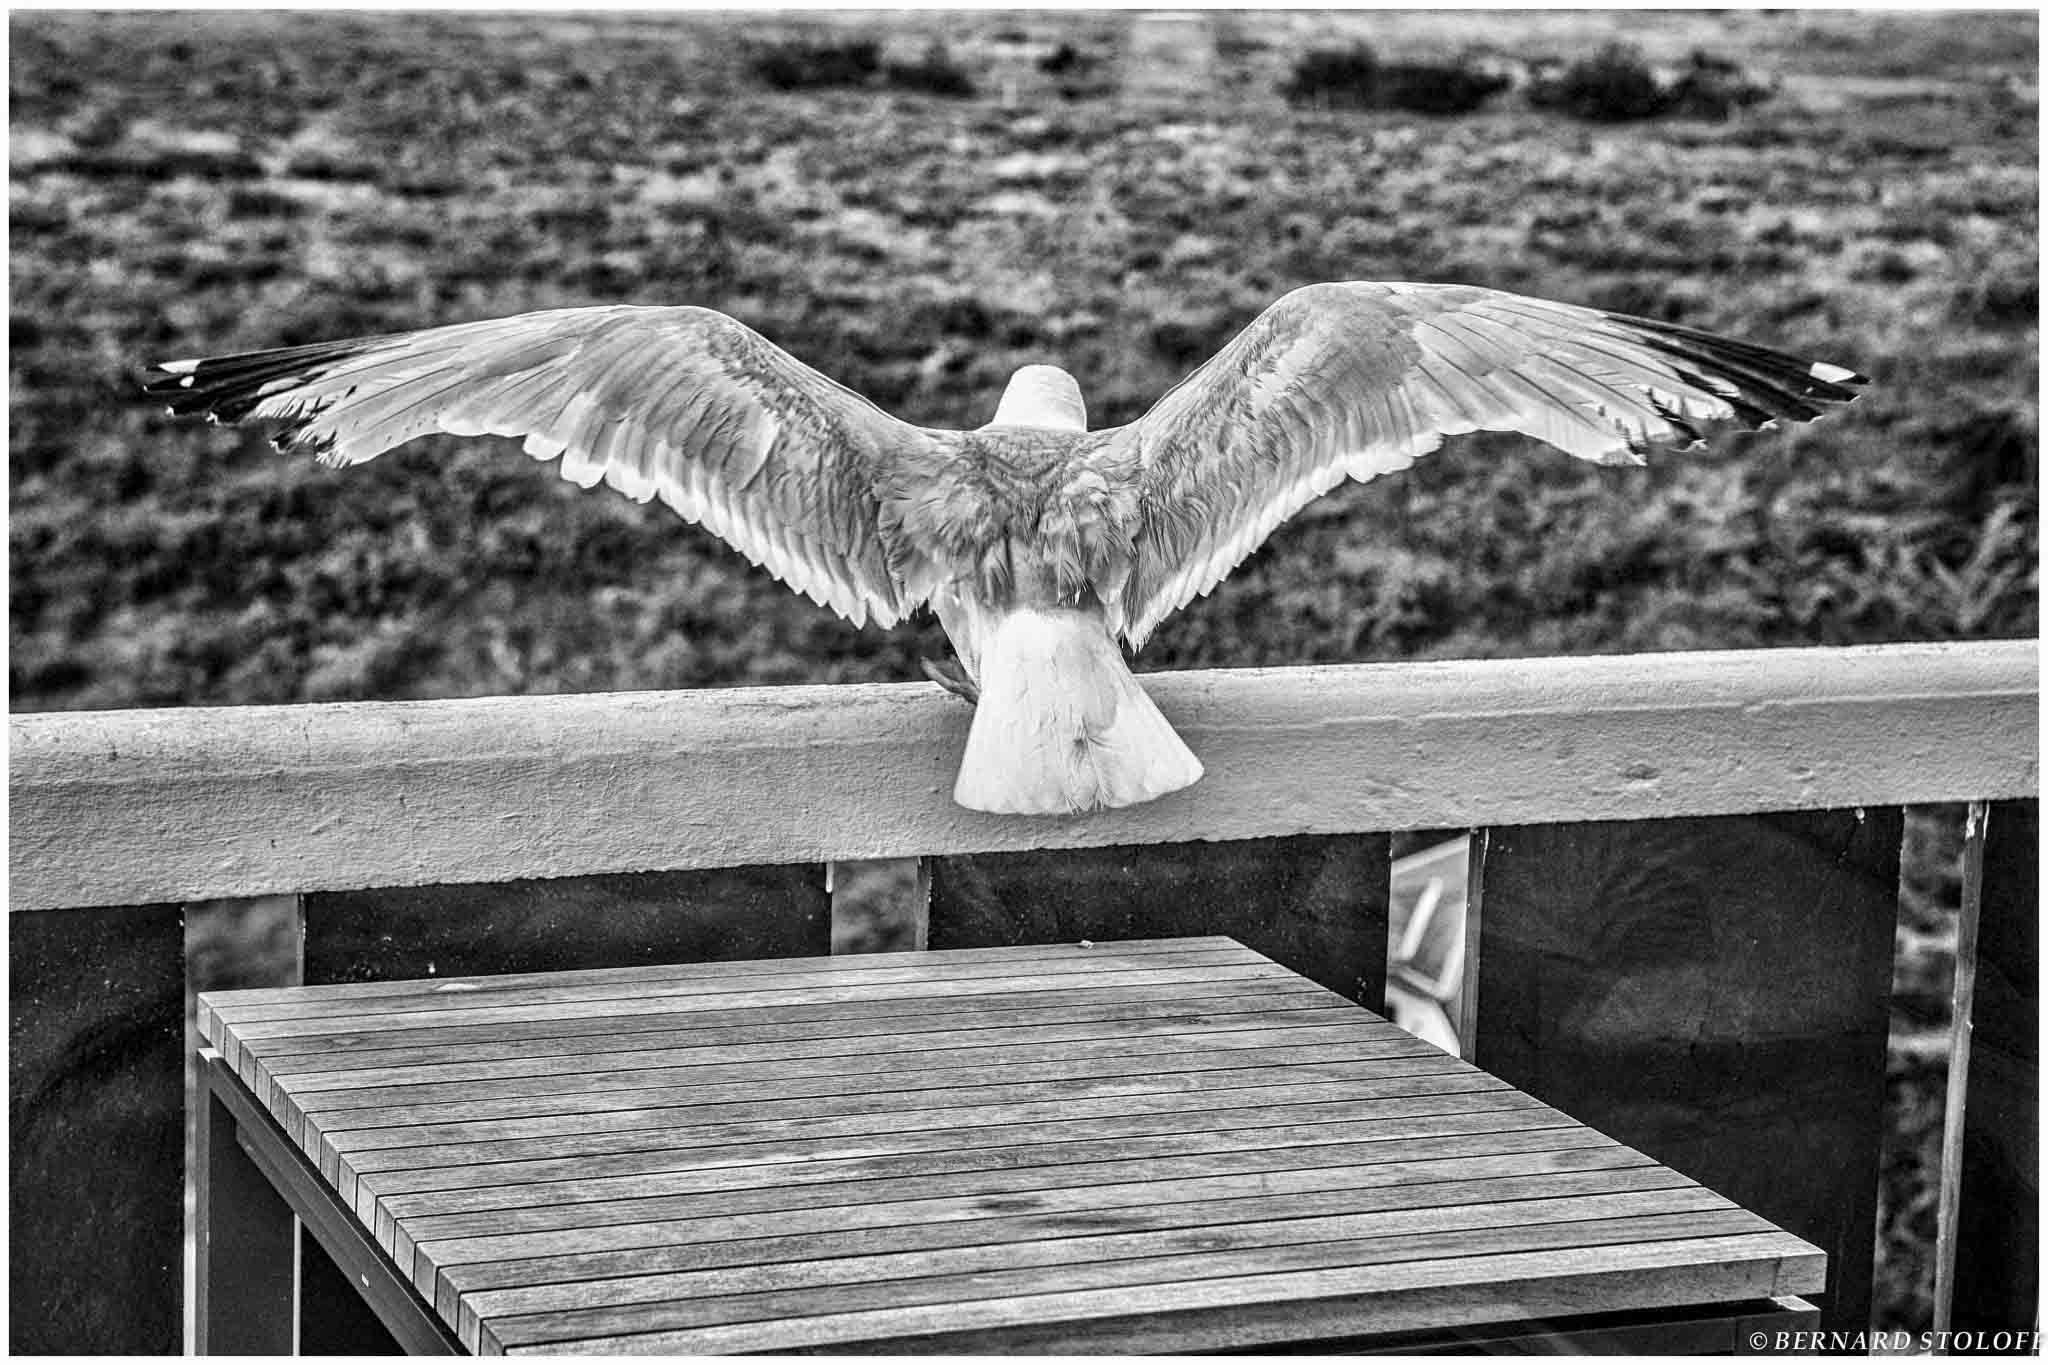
10, 10, 2034, 710
11, 7, 2035, 1337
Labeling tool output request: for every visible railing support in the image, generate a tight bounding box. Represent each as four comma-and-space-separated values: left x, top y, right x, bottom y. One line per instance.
1938, 798, 2041, 1339
194, 1050, 296, 1355
1933, 801, 1991, 1339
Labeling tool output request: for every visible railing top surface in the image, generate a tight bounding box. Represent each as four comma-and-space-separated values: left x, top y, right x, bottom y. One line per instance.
10, 640, 2038, 912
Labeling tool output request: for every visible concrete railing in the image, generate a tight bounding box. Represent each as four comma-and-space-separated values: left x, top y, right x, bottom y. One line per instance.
11, 640, 2035, 911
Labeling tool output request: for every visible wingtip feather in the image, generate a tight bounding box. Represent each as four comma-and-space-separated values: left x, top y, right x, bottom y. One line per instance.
1810, 360, 1868, 386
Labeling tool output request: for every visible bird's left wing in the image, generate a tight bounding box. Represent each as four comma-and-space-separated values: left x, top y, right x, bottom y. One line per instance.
146, 306, 938, 627
1097, 282, 1867, 649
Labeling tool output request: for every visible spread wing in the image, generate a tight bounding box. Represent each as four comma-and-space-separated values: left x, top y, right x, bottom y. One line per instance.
1099, 282, 1868, 649
146, 306, 940, 628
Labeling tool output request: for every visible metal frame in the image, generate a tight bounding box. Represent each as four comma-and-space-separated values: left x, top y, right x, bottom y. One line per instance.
194, 1049, 462, 1356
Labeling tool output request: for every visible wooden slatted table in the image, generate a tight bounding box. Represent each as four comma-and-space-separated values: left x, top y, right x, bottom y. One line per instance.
196, 935, 1824, 1354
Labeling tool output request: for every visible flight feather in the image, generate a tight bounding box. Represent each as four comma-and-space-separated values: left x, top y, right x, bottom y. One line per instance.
1100, 282, 1867, 648
145, 306, 938, 628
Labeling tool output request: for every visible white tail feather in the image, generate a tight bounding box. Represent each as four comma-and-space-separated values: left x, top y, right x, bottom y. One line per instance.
952, 607, 1203, 815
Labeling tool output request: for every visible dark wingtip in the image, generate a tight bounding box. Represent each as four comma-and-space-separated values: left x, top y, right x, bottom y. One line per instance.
141, 362, 197, 399
143, 363, 234, 418
1601, 310, 1870, 430
144, 336, 379, 426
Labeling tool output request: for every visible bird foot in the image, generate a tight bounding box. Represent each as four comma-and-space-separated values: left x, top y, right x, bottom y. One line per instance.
921, 657, 980, 705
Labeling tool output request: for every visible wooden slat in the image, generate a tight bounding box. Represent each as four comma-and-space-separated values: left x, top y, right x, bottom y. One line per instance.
199, 936, 1832, 1354
292, 1024, 1430, 1114
211, 939, 1263, 1024
374, 1103, 1587, 1217
327, 1058, 1493, 1191
302, 1037, 1444, 1128
322, 1073, 1517, 1224
487, 1209, 1780, 1350
1471, 809, 1900, 1334
439, 1163, 1705, 1312
217, 933, 1237, 1009
321, 1056, 1493, 1156
498, 1234, 1821, 1355
379, 1117, 1595, 1270
235, 978, 1348, 1068
347, 1088, 1553, 1187
314, 1062, 1525, 1215
275, 1004, 1368, 1094
211, 971, 1334, 1099
458, 1185, 1731, 1323
397, 1126, 1617, 1245
210, 960, 1309, 1042
413, 1146, 1664, 1290
15, 641, 2035, 911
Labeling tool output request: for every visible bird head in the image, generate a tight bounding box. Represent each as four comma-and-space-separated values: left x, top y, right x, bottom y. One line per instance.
986, 365, 1088, 432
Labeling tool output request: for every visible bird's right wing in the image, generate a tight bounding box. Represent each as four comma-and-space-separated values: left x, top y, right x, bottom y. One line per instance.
1097, 281, 1867, 649
147, 306, 939, 628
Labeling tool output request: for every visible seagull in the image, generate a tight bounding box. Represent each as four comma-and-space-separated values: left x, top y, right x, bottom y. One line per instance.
147, 282, 1864, 815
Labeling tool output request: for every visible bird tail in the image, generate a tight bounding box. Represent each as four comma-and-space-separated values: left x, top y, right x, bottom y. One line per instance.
952, 606, 1203, 815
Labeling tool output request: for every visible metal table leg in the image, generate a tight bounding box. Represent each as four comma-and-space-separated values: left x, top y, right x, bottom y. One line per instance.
194, 1050, 462, 1355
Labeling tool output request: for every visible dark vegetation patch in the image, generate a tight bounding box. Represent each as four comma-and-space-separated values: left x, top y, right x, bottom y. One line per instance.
1037, 41, 1113, 100
1528, 43, 1776, 122
1279, 40, 1774, 122
748, 35, 879, 91
748, 34, 976, 98
1037, 41, 1093, 77
883, 42, 977, 99
1281, 45, 1512, 116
